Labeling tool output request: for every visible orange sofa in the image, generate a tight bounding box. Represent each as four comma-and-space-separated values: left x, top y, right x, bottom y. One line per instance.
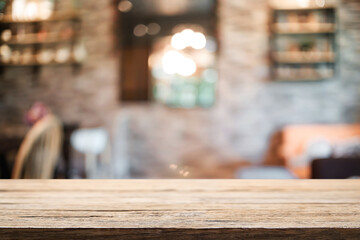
264, 124, 360, 178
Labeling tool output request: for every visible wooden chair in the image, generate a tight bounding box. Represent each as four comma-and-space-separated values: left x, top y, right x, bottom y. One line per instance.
12, 115, 63, 179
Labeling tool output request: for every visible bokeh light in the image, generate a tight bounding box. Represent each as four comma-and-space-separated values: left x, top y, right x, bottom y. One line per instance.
118, 0, 133, 13
12, 0, 55, 21
133, 24, 147, 37
296, 0, 310, 8
161, 50, 197, 77
192, 32, 207, 49
147, 23, 161, 36
171, 29, 207, 50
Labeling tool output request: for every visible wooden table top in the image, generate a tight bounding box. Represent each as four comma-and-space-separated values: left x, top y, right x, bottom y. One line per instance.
0, 180, 359, 239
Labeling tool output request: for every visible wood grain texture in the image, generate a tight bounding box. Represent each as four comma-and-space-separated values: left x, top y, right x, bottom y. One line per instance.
0, 180, 359, 239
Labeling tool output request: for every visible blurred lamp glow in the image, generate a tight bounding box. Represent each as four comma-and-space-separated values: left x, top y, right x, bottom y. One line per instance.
192, 32, 206, 49
171, 32, 186, 50
24, 2, 38, 20
297, 0, 310, 8
162, 50, 197, 77
171, 29, 206, 50
12, 0, 54, 21
181, 29, 195, 47
162, 50, 181, 74
178, 57, 196, 76
39, 1, 53, 20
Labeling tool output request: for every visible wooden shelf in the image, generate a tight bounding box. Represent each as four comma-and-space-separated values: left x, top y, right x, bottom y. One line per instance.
271, 3, 336, 11
273, 52, 335, 64
1, 34, 75, 45
275, 72, 334, 81
0, 11, 80, 23
275, 60, 335, 64
275, 76, 333, 82
274, 29, 335, 35
272, 23, 335, 34
0, 61, 80, 67
272, 6, 336, 11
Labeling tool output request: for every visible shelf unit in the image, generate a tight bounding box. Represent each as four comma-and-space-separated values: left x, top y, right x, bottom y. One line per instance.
271, 5, 336, 11
0, 11, 80, 23
4, 35, 74, 45
272, 52, 335, 64
0, 1, 82, 78
0, 60, 80, 67
270, 4, 337, 82
272, 23, 335, 34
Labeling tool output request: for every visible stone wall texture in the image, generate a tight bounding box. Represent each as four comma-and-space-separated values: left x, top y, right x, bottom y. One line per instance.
1, 0, 360, 178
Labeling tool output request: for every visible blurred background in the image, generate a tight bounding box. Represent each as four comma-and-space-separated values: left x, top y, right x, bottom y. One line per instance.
1, 0, 360, 179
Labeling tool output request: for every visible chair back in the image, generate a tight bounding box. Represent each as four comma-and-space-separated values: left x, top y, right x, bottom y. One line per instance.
12, 115, 62, 179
